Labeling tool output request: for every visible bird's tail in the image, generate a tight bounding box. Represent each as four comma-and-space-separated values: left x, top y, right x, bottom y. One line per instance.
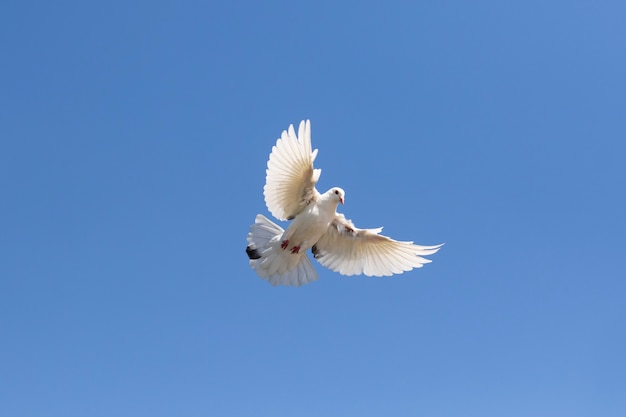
246, 214, 318, 286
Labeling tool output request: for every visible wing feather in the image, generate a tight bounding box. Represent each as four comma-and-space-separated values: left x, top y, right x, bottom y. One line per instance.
264, 120, 321, 221
313, 214, 443, 277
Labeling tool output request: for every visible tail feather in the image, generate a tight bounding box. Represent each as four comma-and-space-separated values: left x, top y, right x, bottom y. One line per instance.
246, 214, 318, 286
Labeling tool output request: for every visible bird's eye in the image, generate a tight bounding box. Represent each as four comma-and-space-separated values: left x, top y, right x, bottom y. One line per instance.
334, 190, 339, 194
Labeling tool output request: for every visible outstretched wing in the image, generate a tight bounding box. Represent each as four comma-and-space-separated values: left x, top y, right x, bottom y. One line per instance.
264, 120, 322, 221
312, 214, 443, 276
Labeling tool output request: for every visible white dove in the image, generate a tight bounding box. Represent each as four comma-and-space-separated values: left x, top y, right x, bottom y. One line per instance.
246, 120, 443, 286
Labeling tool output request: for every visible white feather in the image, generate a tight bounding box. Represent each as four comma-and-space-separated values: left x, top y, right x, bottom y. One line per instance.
247, 214, 318, 286
264, 120, 320, 221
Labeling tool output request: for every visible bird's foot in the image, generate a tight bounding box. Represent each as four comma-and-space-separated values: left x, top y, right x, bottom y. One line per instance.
280, 240, 289, 250
290, 245, 301, 254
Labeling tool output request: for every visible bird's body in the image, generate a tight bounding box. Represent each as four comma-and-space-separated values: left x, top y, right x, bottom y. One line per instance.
246, 120, 442, 286
280, 189, 343, 254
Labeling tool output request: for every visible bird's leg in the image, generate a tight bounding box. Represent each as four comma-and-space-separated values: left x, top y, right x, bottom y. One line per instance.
280, 240, 289, 250
290, 245, 301, 254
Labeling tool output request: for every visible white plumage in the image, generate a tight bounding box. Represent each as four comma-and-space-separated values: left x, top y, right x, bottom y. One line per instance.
246, 120, 442, 286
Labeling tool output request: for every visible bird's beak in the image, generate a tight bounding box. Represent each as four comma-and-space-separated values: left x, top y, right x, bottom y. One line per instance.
339, 197, 344, 205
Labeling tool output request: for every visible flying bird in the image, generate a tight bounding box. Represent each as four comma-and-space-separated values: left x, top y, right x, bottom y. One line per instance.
246, 120, 442, 286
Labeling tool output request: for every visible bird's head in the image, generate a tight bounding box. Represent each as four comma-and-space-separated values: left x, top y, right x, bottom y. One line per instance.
328, 187, 345, 205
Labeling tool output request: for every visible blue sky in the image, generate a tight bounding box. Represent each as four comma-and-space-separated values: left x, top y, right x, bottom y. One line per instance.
1, 1, 625, 416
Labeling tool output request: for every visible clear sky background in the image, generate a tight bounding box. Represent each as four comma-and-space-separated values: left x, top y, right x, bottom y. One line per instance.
1, 1, 625, 416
